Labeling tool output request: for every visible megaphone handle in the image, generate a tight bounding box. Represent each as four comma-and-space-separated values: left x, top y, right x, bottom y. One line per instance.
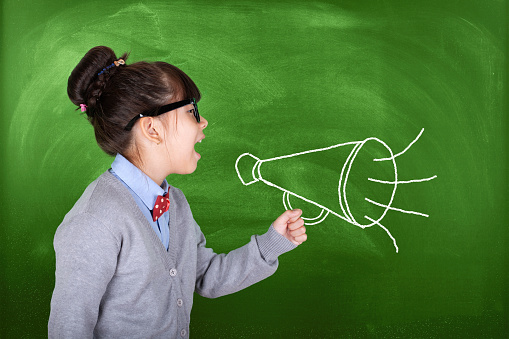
282, 191, 329, 226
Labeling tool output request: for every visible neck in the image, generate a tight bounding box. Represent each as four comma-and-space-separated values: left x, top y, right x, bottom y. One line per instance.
140, 162, 168, 187
127, 153, 170, 187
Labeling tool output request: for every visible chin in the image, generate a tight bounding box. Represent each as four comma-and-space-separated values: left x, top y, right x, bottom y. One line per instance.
175, 163, 197, 175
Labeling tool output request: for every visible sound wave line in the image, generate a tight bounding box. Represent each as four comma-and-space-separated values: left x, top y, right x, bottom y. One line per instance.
368, 175, 437, 184
373, 128, 424, 162
365, 198, 429, 217
365, 216, 399, 253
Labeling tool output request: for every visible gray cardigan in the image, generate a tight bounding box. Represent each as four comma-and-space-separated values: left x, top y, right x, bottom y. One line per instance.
48, 171, 296, 338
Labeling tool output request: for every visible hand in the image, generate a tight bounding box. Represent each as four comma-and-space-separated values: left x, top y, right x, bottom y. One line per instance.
272, 209, 307, 246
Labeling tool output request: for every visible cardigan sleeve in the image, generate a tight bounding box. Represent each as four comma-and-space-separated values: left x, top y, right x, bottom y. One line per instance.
194, 222, 296, 299
48, 212, 120, 339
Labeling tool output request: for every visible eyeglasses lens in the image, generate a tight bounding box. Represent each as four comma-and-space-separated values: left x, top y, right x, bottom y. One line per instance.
193, 100, 200, 123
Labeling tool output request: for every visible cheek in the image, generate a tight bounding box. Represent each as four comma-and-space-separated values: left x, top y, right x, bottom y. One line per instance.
166, 135, 194, 160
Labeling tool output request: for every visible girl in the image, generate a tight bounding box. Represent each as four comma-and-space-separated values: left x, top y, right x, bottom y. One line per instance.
48, 46, 307, 338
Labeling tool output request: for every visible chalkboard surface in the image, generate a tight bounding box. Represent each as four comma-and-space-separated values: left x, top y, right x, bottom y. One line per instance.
2, 0, 507, 337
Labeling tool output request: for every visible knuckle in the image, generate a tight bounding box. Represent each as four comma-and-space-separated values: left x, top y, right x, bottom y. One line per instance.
292, 228, 304, 236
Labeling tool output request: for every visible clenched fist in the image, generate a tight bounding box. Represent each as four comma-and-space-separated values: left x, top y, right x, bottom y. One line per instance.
272, 209, 307, 246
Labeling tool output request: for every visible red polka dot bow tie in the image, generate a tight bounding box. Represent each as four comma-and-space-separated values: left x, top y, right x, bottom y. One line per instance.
152, 190, 170, 222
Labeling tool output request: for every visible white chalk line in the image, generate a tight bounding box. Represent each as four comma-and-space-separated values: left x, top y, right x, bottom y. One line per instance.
261, 141, 361, 163
259, 175, 350, 224
338, 143, 362, 224
235, 153, 260, 186
284, 192, 325, 221
343, 142, 365, 223
373, 128, 424, 162
365, 216, 399, 253
365, 197, 429, 217
235, 128, 434, 252
368, 175, 437, 185
255, 143, 361, 225
342, 137, 399, 228
283, 191, 330, 225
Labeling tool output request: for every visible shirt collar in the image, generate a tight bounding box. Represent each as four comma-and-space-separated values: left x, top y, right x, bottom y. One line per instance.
111, 153, 169, 210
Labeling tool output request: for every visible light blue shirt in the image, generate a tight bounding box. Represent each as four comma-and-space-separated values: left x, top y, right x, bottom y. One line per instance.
109, 153, 170, 250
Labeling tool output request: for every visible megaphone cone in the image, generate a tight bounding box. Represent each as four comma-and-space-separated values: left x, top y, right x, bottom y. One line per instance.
235, 138, 397, 227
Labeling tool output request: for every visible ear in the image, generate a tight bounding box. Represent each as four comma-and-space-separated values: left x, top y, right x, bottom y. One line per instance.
138, 117, 162, 144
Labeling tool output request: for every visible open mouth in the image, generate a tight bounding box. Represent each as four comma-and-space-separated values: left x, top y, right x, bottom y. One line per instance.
194, 136, 205, 158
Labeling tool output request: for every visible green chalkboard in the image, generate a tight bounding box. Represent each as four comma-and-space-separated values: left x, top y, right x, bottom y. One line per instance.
2, 0, 508, 337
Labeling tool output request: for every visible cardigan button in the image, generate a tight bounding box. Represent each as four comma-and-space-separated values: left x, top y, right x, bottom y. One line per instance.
169, 268, 177, 277
180, 328, 187, 337
177, 298, 183, 307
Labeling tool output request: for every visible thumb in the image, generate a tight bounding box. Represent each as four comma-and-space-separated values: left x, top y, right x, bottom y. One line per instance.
273, 209, 302, 233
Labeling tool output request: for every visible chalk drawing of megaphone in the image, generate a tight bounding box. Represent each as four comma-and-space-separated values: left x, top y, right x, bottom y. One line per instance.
235, 129, 436, 252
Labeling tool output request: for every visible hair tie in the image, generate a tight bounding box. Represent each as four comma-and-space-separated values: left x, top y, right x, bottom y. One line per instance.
97, 58, 126, 76
80, 104, 87, 112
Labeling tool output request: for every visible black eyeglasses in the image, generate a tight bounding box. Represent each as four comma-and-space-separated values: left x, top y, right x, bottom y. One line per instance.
124, 98, 200, 131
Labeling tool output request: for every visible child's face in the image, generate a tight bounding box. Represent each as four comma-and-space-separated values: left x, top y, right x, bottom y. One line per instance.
162, 103, 207, 175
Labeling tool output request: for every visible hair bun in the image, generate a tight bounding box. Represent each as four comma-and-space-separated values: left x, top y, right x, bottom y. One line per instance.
67, 46, 128, 117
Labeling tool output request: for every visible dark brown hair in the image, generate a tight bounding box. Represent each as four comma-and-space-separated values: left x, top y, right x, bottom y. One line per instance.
67, 46, 201, 157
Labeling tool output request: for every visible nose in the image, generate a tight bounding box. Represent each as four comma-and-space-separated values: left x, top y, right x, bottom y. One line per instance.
200, 116, 208, 129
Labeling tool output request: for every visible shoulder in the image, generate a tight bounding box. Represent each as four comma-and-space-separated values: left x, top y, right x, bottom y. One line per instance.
55, 211, 120, 252
56, 171, 133, 247
63, 171, 123, 217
